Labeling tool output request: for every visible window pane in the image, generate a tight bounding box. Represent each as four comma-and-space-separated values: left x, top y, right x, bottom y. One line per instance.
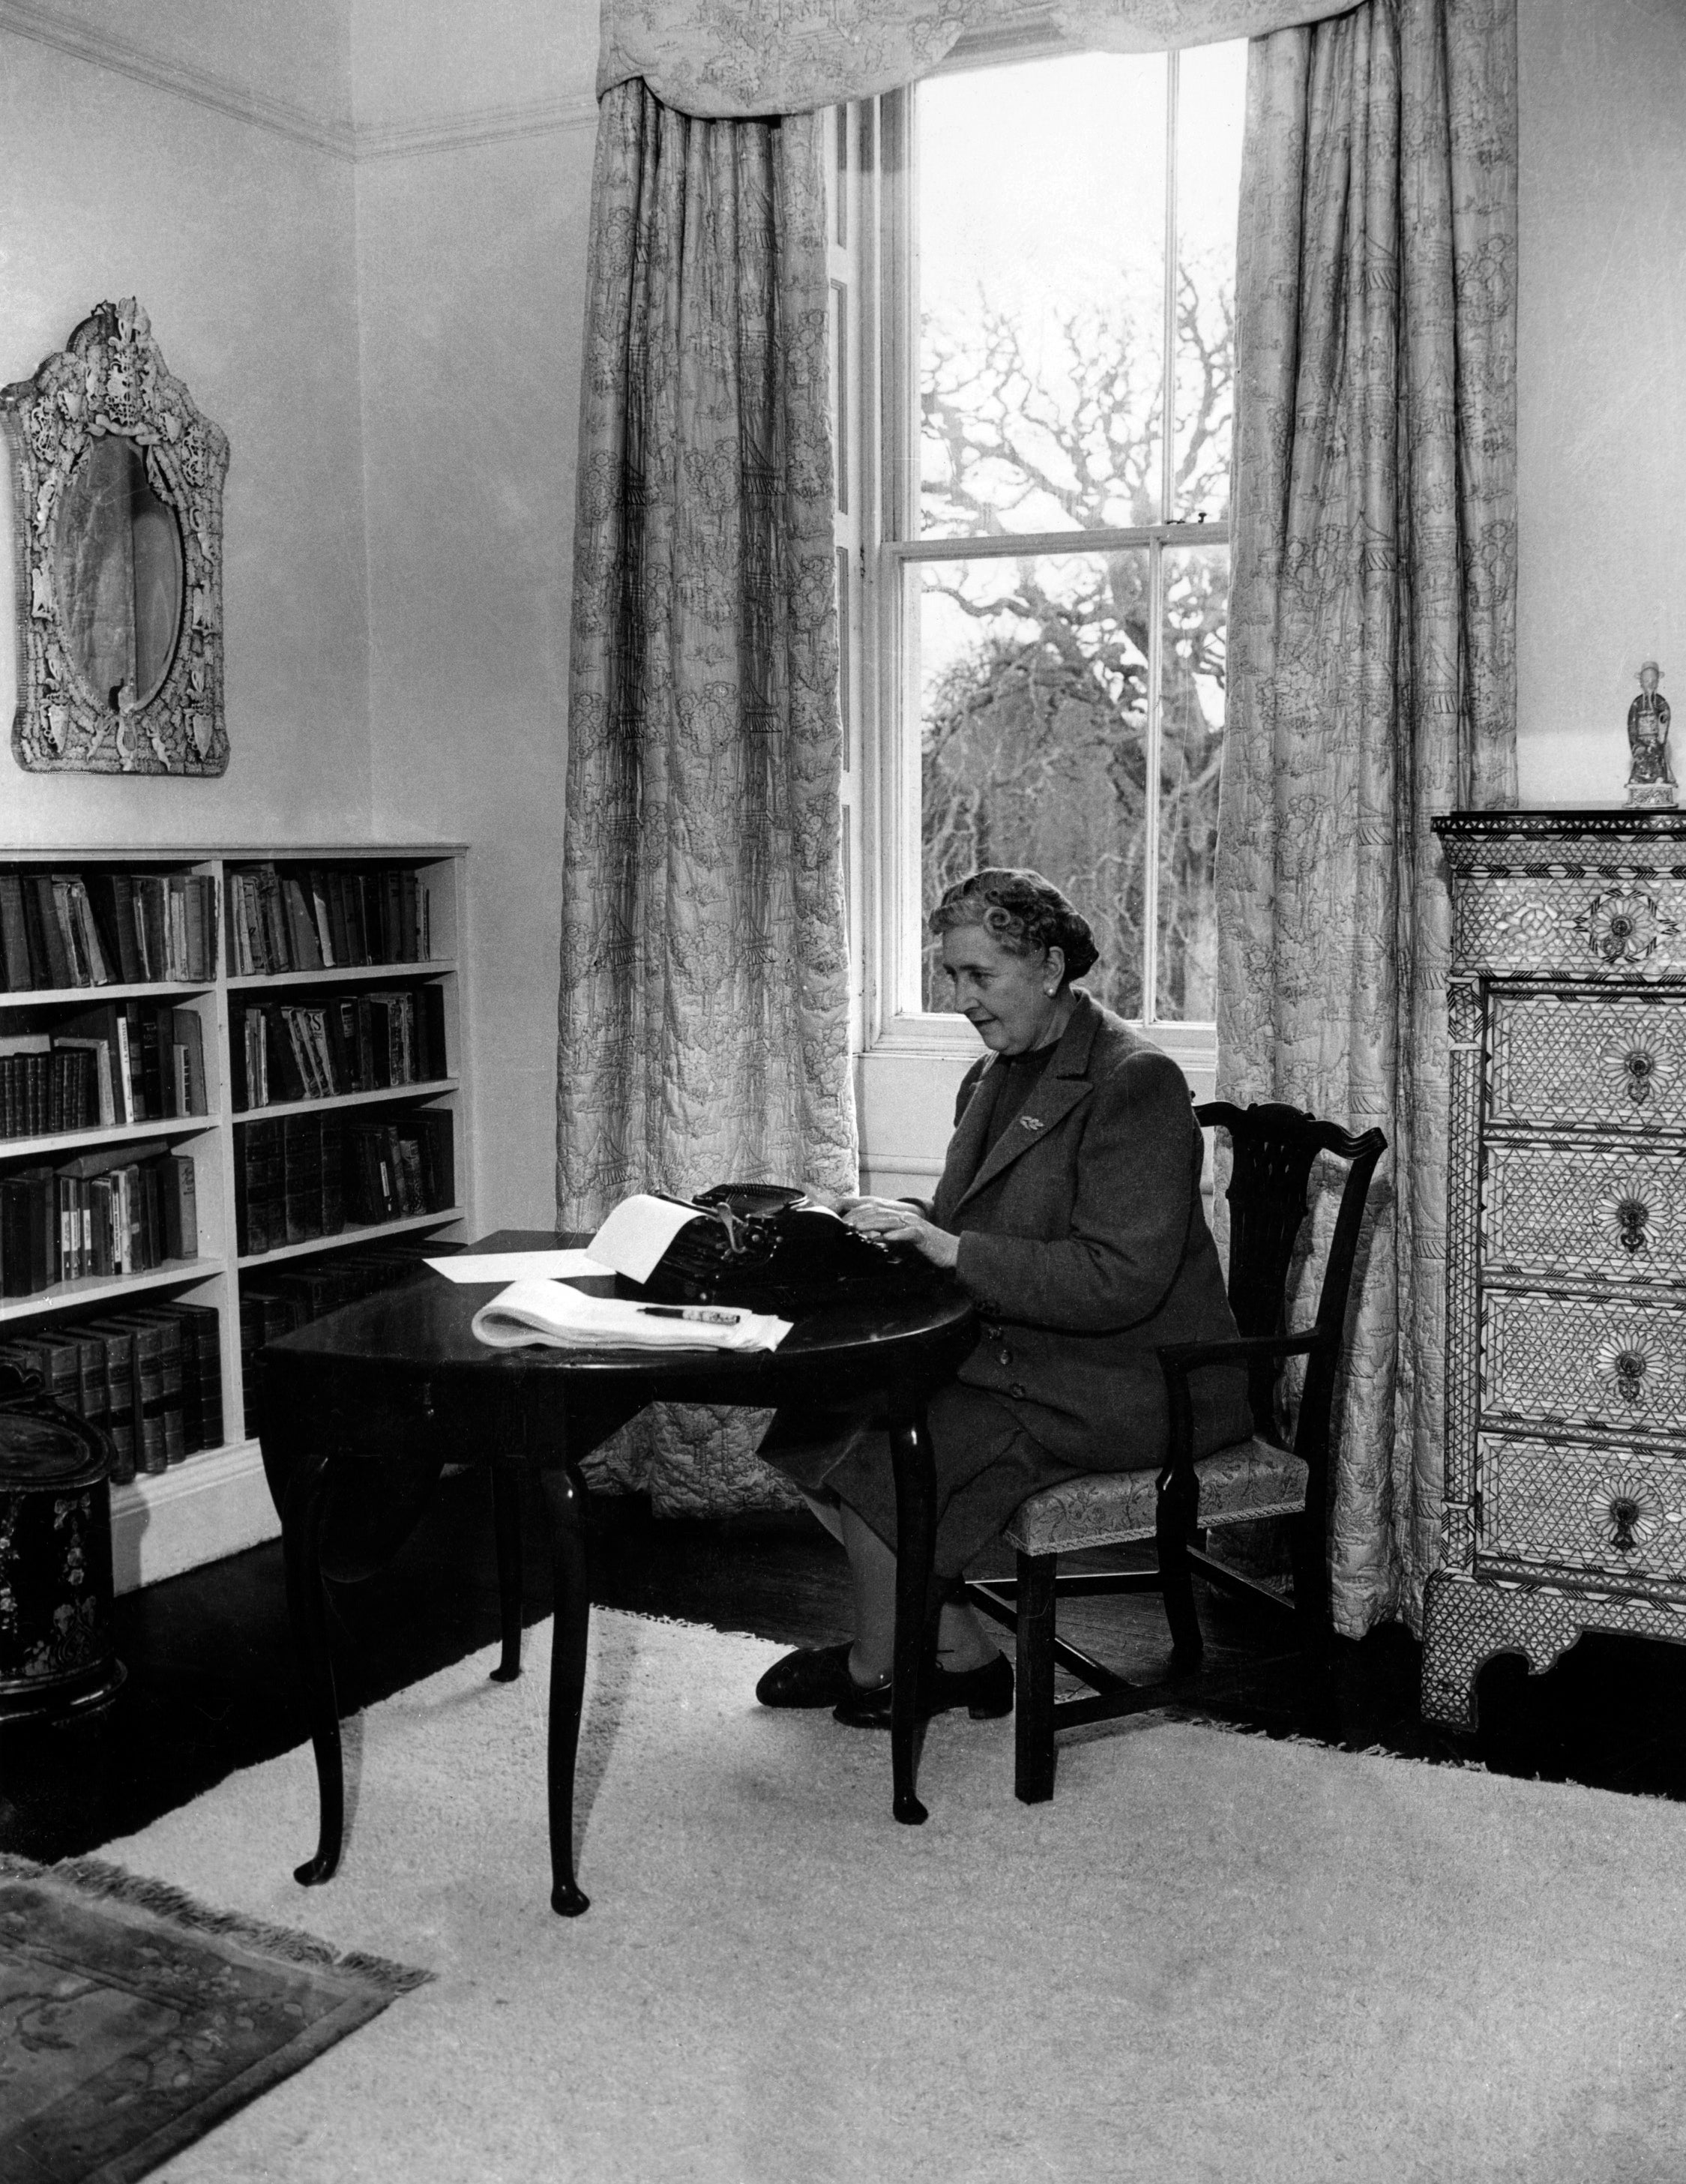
831, 280, 849, 514
918, 55, 1166, 539
1172, 43, 1244, 523
1155, 543, 1227, 1020
918, 553, 1148, 1019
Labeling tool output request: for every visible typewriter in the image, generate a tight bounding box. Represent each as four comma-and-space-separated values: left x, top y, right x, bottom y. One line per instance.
628, 1183, 942, 1316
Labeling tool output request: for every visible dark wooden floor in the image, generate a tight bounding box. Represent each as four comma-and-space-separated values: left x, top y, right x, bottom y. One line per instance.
9, 1466, 1686, 1865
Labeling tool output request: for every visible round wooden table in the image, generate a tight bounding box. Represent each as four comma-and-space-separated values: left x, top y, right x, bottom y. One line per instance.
258, 1233, 978, 1916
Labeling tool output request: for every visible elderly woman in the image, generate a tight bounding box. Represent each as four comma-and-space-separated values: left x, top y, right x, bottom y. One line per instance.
755, 867, 1252, 1725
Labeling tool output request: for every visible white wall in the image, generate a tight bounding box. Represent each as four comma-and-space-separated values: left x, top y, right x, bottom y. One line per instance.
1514, 0, 1686, 804
0, 17, 370, 843
352, 0, 598, 1233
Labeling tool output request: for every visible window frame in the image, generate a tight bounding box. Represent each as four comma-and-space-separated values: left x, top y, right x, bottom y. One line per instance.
845, 46, 1231, 1086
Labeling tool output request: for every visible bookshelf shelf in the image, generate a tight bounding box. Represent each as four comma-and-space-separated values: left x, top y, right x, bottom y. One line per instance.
0, 979, 211, 1005
238, 1206, 463, 1269
227, 957, 457, 993
232, 1076, 459, 1122
0, 1253, 224, 1320
0, 842, 472, 1593
0, 1115, 219, 1158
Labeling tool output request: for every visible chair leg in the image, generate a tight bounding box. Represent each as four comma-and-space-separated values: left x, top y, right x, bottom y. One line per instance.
1289, 1508, 1330, 1664
1155, 1475, 1204, 1672
1014, 1550, 1057, 1805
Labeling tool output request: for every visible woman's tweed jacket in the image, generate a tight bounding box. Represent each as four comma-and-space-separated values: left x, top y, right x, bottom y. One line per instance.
927, 988, 1250, 1469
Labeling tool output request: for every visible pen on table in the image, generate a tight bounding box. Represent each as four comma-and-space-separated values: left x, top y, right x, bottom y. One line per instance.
635, 1304, 742, 1325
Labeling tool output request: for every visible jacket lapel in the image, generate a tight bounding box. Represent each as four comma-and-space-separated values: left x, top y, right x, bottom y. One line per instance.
938, 1055, 999, 1210
951, 993, 1101, 1213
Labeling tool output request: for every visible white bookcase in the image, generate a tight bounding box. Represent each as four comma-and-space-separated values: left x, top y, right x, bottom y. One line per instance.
0, 842, 472, 1591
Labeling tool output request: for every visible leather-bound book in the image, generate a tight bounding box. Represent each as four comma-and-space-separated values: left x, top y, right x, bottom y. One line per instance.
80, 1320, 142, 1474
0, 870, 33, 990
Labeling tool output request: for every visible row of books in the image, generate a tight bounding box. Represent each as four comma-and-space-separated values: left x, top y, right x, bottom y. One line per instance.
0, 1300, 221, 1483
238, 1237, 454, 1435
0, 1141, 197, 1297
226, 864, 431, 977
235, 1108, 454, 1255
231, 984, 446, 1110
0, 869, 218, 992
0, 1002, 208, 1139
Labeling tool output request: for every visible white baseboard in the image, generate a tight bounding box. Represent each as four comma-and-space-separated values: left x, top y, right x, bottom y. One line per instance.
109, 1441, 280, 1595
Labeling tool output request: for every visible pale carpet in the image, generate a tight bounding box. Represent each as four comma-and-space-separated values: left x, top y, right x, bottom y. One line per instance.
97, 1610, 1686, 2184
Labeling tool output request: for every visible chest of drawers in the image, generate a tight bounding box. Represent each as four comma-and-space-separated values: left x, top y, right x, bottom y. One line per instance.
1421, 810, 1686, 1730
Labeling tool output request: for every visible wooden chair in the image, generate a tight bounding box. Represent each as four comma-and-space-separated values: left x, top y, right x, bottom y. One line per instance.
964, 1101, 1388, 1803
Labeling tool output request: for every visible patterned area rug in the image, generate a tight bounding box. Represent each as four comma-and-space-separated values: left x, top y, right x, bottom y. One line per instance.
0, 1853, 428, 2184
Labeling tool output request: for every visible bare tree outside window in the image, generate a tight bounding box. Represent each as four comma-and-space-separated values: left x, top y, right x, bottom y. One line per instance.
908, 47, 1244, 1023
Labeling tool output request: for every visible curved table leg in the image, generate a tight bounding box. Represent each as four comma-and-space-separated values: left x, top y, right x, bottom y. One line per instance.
538, 1457, 591, 1916
490, 1463, 523, 1683
282, 1447, 343, 1888
888, 1404, 941, 1826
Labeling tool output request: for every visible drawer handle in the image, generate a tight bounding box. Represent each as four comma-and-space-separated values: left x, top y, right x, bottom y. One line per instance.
1613, 1194, 1652, 1254
1589, 891, 1664, 970
1591, 1478, 1662, 1553
1593, 1337, 1649, 1404
1607, 1038, 1667, 1107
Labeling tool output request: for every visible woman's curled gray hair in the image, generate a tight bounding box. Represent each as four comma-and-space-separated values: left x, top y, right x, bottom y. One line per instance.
929, 868, 1099, 984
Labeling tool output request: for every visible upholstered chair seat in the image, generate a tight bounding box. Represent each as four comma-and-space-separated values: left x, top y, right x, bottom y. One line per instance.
1004, 1437, 1310, 1559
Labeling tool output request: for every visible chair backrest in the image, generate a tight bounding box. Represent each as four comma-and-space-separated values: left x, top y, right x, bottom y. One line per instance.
1194, 1101, 1387, 1477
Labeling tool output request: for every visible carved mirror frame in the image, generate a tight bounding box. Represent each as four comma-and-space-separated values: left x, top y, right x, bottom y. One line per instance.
1, 298, 229, 774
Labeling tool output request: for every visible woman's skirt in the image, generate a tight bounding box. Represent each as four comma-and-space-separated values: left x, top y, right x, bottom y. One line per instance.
756, 1382, 1086, 1580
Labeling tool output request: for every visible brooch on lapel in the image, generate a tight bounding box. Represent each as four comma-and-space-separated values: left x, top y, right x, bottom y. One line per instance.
1020, 1115, 1044, 1131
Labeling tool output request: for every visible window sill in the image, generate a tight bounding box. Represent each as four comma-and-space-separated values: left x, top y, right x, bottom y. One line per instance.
863, 1012, 1217, 1065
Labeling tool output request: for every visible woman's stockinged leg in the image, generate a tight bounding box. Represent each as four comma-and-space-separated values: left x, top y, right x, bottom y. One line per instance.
799, 1490, 845, 1546
839, 1505, 897, 1685
839, 1506, 999, 1685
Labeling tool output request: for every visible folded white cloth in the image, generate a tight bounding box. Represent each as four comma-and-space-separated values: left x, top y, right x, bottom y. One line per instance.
469, 1278, 792, 1354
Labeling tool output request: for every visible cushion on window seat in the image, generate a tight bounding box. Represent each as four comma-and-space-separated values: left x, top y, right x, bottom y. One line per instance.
1002, 1437, 1310, 1556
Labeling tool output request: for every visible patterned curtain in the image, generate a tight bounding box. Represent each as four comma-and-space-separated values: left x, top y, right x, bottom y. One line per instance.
1216, 0, 1517, 1636
598, 0, 1357, 116
559, 79, 858, 1514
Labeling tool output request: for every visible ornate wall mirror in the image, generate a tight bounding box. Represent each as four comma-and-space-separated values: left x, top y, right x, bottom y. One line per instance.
1, 298, 229, 774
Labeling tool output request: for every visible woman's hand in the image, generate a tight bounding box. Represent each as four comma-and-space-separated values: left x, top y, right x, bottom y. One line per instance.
840, 1196, 960, 1270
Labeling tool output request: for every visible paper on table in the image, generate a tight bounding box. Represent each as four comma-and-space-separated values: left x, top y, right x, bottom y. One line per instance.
469, 1278, 791, 1354
427, 1249, 612, 1284
585, 1193, 707, 1284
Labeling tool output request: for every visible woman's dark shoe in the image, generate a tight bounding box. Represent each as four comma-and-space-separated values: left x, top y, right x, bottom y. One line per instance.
833, 1649, 1013, 1728
755, 1642, 891, 1710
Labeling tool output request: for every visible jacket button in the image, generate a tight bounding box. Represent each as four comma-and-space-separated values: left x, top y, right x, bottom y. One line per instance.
1009, 1381, 1027, 1400
994, 1346, 1012, 1368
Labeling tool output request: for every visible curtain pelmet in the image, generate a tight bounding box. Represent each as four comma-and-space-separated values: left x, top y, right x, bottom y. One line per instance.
1216, 0, 1516, 1635
597, 0, 1361, 118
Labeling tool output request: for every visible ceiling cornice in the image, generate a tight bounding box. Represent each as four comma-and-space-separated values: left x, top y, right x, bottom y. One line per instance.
0, 0, 357, 156
0, 2, 600, 163
357, 93, 599, 161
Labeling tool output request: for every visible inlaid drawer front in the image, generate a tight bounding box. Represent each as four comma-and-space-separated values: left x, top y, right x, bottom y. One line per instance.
1482, 1290, 1686, 1436
1490, 992, 1686, 1131
1484, 1142, 1686, 1284
1479, 1432, 1686, 1586
1457, 867, 1686, 979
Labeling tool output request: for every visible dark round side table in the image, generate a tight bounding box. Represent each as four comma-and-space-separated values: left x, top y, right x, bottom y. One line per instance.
0, 1388, 126, 1726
